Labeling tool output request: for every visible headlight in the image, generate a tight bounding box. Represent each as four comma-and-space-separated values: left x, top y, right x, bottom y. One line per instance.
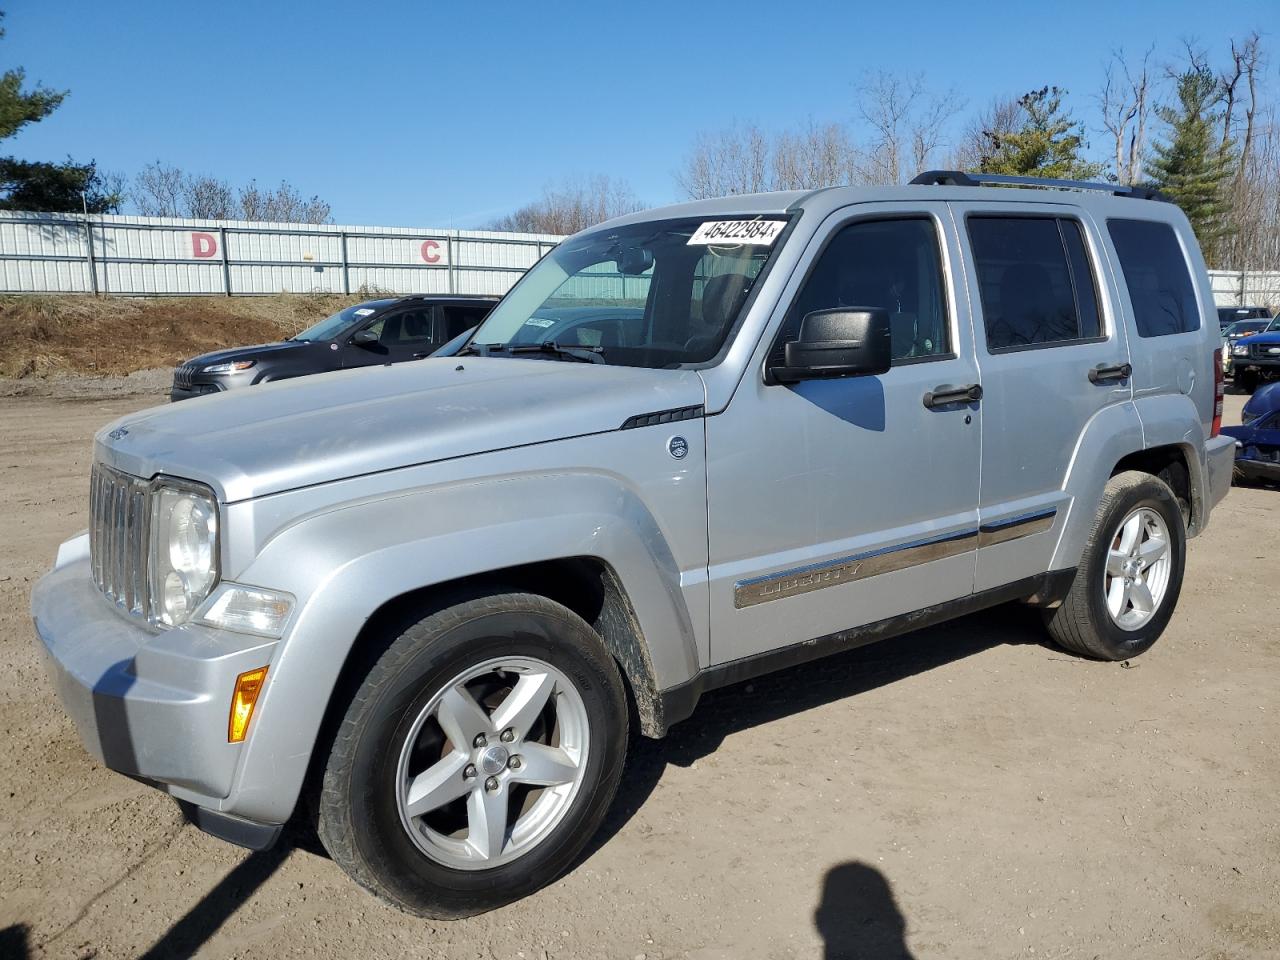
149, 481, 219, 626
203, 360, 255, 375
1233, 344, 1249, 356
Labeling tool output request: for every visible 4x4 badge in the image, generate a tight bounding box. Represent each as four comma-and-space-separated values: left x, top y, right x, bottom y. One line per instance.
667, 436, 689, 460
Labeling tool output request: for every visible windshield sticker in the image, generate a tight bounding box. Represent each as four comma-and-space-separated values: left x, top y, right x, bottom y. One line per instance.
353, 308, 376, 317
687, 220, 785, 246
523, 317, 556, 328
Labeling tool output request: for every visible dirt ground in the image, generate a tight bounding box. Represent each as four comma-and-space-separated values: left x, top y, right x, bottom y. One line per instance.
0, 388, 1276, 960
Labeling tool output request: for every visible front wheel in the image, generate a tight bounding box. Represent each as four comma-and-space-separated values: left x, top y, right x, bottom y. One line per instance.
1237, 370, 1259, 393
1043, 471, 1186, 660
317, 592, 628, 918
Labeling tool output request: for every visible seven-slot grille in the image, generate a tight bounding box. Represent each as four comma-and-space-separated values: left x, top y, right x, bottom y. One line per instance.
89, 463, 150, 617
173, 363, 197, 389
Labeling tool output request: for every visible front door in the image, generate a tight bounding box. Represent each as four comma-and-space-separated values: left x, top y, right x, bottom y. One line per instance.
949, 202, 1134, 592
342, 306, 438, 369
706, 204, 982, 664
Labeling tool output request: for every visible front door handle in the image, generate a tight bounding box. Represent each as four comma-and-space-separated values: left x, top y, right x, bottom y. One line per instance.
1089, 362, 1132, 384
923, 383, 983, 408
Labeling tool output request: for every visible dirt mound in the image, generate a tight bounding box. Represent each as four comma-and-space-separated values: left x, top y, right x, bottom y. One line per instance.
0, 293, 372, 379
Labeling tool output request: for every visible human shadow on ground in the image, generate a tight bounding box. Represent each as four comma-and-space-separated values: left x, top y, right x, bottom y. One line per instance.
815, 862, 917, 960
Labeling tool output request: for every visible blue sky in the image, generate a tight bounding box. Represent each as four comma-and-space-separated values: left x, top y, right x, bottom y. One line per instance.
5, 0, 1276, 227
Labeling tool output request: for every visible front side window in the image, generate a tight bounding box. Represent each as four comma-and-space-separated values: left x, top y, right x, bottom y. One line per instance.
466, 216, 788, 368
967, 217, 1102, 352
772, 217, 951, 366
1107, 219, 1200, 337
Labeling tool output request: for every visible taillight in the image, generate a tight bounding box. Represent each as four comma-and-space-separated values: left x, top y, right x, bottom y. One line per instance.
1212, 348, 1224, 437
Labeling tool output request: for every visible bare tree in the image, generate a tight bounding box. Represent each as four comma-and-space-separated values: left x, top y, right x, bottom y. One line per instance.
489, 175, 643, 234
1220, 32, 1263, 174
132, 161, 186, 217
771, 122, 859, 191
857, 71, 963, 183
1098, 46, 1155, 184
676, 124, 773, 199
131, 162, 331, 223
948, 96, 1024, 171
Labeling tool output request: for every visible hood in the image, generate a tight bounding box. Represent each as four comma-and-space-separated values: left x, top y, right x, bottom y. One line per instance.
184, 340, 312, 367
98, 358, 706, 502
1237, 331, 1280, 346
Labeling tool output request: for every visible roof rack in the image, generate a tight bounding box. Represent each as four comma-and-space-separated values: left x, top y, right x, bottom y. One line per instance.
910, 170, 1169, 202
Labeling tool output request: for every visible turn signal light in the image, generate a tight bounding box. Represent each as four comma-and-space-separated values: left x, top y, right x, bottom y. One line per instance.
228, 666, 268, 743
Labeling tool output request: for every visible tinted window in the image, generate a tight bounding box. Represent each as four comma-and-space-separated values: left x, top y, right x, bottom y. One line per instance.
439, 305, 491, 341
1107, 219, 1200, 337
378, 309, 433, 345
967, 217, 1103, 351
775, 218, 950, 364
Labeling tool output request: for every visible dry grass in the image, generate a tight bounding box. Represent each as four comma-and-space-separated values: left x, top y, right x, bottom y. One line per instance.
0, 293, 375, 378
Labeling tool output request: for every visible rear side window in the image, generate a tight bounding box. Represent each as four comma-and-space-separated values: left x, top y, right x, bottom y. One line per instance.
967, 217, 1103, 351
1107, 219, 1200, 337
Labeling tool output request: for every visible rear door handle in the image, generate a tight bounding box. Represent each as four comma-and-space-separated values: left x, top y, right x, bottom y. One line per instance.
923, 383, 983, 408
1089, 362, 1132, 384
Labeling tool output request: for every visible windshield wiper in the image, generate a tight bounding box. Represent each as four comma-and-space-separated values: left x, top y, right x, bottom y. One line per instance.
509, 341, 604, 363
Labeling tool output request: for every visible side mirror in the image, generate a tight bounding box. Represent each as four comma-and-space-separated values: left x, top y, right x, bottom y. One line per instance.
351, 327, 380, 346
767, 308, 892, 384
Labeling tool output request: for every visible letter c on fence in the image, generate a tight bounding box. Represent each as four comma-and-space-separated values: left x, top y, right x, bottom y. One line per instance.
192, 232, 218, 258
421, 239, 442, 264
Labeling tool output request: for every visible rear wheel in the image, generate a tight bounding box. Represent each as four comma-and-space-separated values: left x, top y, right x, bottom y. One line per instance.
1043, 471, 1185, 660
317, 592, 628, 917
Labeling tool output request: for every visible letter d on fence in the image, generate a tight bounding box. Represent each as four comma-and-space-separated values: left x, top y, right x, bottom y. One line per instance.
192, 232, 218, 258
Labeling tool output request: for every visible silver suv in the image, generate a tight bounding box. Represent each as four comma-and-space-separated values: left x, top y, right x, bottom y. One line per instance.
32, 172, 1235, 918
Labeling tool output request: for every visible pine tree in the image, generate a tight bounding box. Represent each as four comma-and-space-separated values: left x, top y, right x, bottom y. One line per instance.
1146, 66, 1236, 266
981, 87, 1106, 180
0, 10, 121, 212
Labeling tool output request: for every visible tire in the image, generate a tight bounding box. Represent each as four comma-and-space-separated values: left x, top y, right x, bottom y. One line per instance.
1043, 471, 1186, 661
317, 591, 629, 918
1238, 370, 1259, 393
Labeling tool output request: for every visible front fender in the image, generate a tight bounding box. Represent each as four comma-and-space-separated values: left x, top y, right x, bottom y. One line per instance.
223, 469, 703, 824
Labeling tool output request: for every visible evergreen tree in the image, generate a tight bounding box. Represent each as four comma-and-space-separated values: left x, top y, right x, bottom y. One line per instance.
981, 87, 1106, 180
1146, 65, 1236, 266
0, 11, 120, 212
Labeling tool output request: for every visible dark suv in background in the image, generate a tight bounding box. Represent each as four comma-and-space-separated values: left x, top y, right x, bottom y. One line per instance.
171, 295, 497, 401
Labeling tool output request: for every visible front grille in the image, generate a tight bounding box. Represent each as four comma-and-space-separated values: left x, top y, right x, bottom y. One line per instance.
1251, 343, 1280, 361
173, 363, 197, 389
89, 463, 151, 618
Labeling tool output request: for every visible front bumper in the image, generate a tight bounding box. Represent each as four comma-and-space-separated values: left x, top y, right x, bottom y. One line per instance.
1204, 434, 1236, 516
32, 540, 280, 829
170, 381, 223, 402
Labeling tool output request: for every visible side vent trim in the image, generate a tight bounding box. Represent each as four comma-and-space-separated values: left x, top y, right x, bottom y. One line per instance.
620, 405, 705, 430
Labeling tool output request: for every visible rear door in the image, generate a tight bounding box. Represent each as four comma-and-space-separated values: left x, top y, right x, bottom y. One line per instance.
949, 202, 1133, 592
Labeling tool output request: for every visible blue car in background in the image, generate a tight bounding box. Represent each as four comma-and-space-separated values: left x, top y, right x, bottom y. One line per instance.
1222, 381, 1280, 484
1228, 315, 1280, 393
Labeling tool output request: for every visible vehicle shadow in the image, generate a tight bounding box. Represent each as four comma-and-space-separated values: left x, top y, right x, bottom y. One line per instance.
589, 601, 1046, 855
134, 841, 291, 960
815, 862, 917, 959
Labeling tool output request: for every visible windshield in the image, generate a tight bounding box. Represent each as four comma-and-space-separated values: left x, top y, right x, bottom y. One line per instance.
466, 215, 789, 368
1225, 320, 1270, 337
293, 300, 397, 342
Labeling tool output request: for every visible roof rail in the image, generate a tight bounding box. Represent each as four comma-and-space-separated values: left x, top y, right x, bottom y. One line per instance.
910, 170, 1169, 202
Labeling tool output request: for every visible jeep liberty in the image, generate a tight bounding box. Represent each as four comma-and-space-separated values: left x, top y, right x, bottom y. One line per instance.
33, 171, 1235, 917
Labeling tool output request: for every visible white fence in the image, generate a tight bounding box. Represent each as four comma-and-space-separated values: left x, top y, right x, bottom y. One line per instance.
1209, 269, 1280, 309
0, 211, 562, 297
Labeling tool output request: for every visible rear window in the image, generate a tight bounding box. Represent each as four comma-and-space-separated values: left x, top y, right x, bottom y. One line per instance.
1107, 219, 1200, 337
966, 216, 1102, 351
